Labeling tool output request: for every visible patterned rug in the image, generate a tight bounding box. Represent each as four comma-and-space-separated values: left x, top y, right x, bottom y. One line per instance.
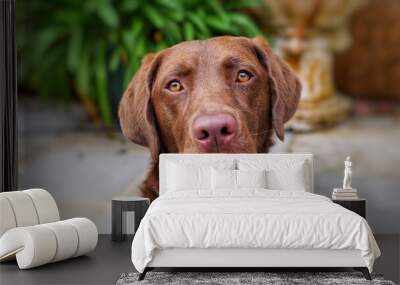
116, 272, 396, 285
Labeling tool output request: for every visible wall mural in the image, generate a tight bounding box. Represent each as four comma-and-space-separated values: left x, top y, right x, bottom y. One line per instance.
15, 1, 400, 234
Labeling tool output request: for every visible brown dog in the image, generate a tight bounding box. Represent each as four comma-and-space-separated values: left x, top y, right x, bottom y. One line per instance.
119, 36, 301, 200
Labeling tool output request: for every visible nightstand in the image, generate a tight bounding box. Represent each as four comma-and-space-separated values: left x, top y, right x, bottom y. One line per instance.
332, 198, 366, 218
111, 196, 150, 242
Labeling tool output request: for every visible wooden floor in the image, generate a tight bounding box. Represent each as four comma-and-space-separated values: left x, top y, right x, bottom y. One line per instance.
0, 234, 398, 285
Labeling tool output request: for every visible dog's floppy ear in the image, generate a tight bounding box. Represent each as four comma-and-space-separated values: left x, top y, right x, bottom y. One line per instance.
119, 53, 161, 160
252, 37, 301, 141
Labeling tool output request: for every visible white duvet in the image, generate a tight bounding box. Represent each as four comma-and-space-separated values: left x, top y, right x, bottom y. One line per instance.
131, 190, 380, 273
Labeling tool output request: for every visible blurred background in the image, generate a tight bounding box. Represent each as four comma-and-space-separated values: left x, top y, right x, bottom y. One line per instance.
17, 0, 399, 234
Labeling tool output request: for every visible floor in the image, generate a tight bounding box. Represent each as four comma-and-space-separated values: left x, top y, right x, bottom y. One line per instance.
0, 235, 398, 285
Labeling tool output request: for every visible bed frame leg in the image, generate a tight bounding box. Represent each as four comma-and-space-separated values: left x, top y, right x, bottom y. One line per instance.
138, 268, 148, 281
354, 267, 371, 280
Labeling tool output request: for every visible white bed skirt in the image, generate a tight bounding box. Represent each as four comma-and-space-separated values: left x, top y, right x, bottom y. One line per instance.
148, 248, 366, 268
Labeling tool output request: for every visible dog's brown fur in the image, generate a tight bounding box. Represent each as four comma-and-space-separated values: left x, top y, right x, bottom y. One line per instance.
119, 36, 301, 200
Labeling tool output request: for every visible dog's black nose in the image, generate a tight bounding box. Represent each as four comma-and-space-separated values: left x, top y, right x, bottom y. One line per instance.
192, 113, 237, 150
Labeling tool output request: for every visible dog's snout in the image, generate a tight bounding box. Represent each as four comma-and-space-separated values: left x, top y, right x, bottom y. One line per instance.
192, 113, 237, 150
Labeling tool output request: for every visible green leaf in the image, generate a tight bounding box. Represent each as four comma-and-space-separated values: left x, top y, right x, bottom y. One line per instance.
157, 0, 184, 22
163, 21, 182, 43
188, 13, 210, 36
155, 41, 168, 52
121, 0, 140, 12
122, 30, 135, 49
67, 28, 83, 71
97, 2, 119, 27
205, 15, 231, 32
109, 48, 120, 71
123, 19, 148, 59
123, 56, 139, 88
34, 27, 65, 59
131, 18, 144, 40
222, 0, 262, 10
34, 47, 71, 100
230, 14, 261, 37
196, 33, 209, 40
95, 45, 113, 126
56, 10, 84, 25
155, 0, 181, 10
76, 49, 90, 95
206, 0, 226, 18
143, 4, 164, 28
133, 35, 147, 57
162, 9, 184, 22
184, 22, 195, 41
205, 1, 231, 28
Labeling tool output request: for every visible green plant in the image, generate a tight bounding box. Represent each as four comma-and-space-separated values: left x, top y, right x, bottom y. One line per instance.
17, 0, 265, 126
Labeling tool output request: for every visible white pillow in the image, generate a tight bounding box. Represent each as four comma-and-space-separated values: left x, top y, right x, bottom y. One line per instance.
267, 165, 306, 191
237, 169, 267, 189
238, 159, 308, 191
211, 168, 236, 190
211, 169, 267, 190
167, 162, 211, 191
165, 159, 236, 193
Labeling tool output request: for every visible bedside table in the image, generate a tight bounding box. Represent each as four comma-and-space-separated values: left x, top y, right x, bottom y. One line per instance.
332, 198, 366, 218
111, 196, 150, 242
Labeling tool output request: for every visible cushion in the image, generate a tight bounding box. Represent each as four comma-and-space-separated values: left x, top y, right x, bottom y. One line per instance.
167, 162, 211, 191
166, 159, 236, 192
0, 189, 60, 236
0, 196, 16, 237
237, 169, 267, 189
211, 169, 267, 190
211, 168, 236, 190
0, 218, 97, 269
0, 191, 39, 227
23, 189, 60, 224
238, 159, 308, 191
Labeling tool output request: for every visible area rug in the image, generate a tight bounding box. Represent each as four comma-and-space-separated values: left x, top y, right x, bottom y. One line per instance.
116, 272, 396, 285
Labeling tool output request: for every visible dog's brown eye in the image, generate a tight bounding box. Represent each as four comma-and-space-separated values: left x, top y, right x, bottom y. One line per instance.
167, 80, 183, 92
237, 70, 252, 82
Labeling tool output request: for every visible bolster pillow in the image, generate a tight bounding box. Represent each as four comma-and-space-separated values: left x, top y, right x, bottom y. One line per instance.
0, 218, 98, 269
0, 189, 60, 237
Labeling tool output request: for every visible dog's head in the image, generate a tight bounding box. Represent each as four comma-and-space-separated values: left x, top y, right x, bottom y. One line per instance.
119, 36, 301, 158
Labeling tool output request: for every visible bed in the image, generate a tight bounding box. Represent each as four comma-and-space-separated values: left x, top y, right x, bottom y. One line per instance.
131, 154, 380, 280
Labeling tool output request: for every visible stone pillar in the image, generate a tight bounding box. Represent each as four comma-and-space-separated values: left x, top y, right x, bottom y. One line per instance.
260, 0, 366, 131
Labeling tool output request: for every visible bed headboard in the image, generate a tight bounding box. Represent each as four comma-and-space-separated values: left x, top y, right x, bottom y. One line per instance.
159, 153, 314, 195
